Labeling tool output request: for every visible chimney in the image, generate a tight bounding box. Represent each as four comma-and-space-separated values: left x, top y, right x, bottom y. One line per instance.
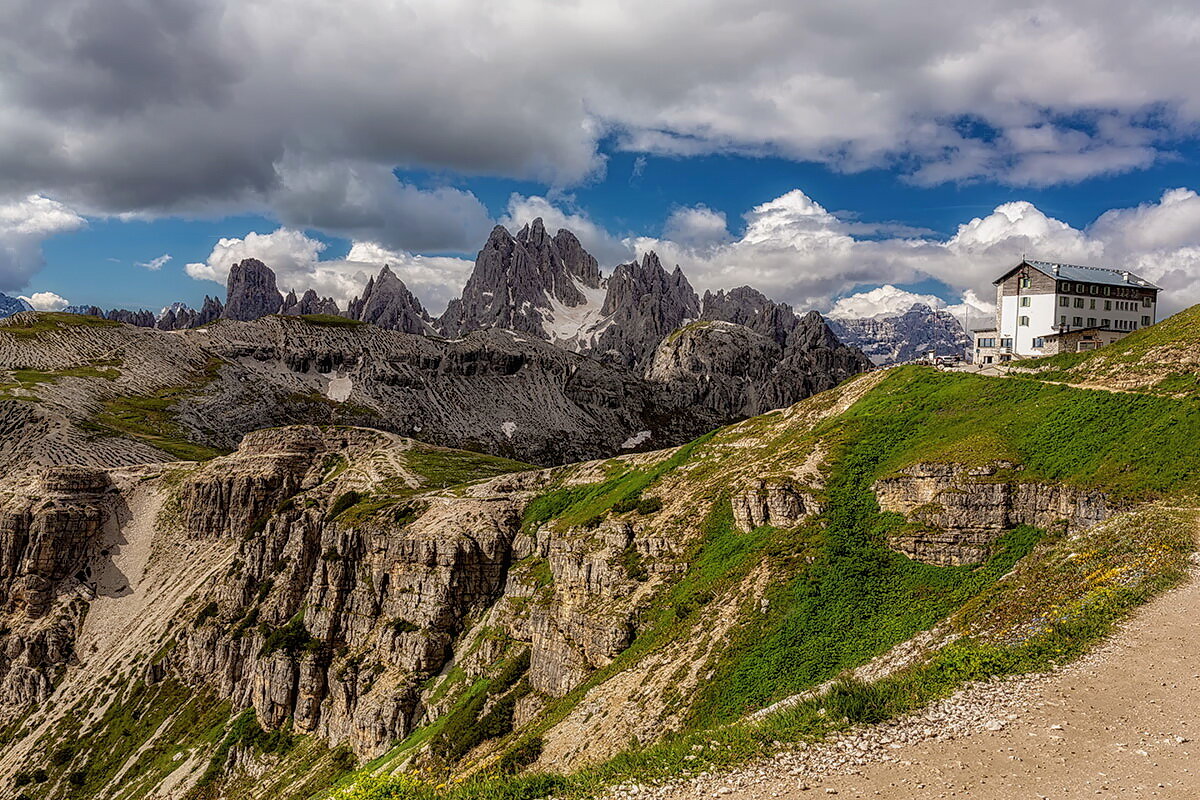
1052, 264, 1060, 275
1122, 271, 1131, 282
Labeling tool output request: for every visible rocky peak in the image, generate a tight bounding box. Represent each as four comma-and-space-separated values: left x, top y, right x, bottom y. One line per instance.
283, 288, 341, 317
589, 252, 700, 367
347, 265, 433, 334
438, 219, 605, 340
223, 258, 284, 321
700, 285, 801, 347
0, 293, 33, 318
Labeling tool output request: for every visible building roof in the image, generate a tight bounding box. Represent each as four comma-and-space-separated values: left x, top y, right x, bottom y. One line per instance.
1044, 325, 1123, 339
996, 260, 1160, 290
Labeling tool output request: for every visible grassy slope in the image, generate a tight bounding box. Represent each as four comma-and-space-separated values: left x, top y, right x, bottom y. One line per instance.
332, 362, 1200, 800
1018, 304, 1200, 397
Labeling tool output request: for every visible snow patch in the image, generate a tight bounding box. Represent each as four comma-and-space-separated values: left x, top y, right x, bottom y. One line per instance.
326, 373, 353, 402
620, 430, 651, 449
543, 275, 610, 348
501, 421, 517, 439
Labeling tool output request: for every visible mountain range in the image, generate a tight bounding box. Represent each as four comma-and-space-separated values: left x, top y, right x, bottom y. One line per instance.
1, 219, 970, 367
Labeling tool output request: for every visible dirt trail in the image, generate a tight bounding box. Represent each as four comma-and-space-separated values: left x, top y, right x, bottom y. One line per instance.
655, 532, 1200, 800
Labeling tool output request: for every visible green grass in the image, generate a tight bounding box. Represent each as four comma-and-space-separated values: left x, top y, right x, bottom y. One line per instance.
836, 366, 1200, 500
81, 357, 227, 461
405, 447, 533, 489
300, 314, 367, 327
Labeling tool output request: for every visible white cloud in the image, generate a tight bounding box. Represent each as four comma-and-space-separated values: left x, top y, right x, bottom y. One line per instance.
630, 187, 1200, 317
8, 0, 1200, 249
136, 253, 172, 270
19, 291, 70, 311
663, 206, 730, 249
0, 195, 86, 291
827, 285, 949, 319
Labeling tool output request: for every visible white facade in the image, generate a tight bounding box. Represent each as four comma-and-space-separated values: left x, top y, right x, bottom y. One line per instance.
974, 261, 1160, 362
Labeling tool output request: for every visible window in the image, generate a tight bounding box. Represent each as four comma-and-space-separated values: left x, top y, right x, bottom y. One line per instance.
1104, 286, 1111, 296
1102, 319, 1110, 328
1059, 296, 1069, 307
1001, 337, 1013, 348
978, 337, 996, 348
1060, 314, 1068, 326
1020, 296, 1031, 307
1143, 296, 1152, 307
1074, 297, 1085, 308
1073, 316, 1083, 326
1087, 317, 1096, 327
1105, 300, 1111, 311
1033, 337, 1045, 348
1142, 315, 1151, 326
1018, 316, 1029, 326
1020, 276, 1031, 289
1089, 299, 1096, 310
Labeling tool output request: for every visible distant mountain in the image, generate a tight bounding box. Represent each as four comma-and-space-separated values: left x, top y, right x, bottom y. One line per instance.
0, 293, 33, 318
827, 303, 969, 364
347, 265, 433, 334
438, 219, 604, 341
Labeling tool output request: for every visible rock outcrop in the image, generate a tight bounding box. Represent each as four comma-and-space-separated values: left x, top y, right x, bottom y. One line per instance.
588, 252, 700, 367
282, 289, 341, 318
874, 461, 1114, 565
224, 258, 284, 321
347, 266, 433, 334
644, 316, 872, 417
731, 479, 820, 532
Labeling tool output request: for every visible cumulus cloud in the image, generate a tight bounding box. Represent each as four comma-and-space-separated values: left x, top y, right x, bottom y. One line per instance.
136, 254, 172, 270
627, 187, 1200, 318
663, 206, 730, 249
827, 286, 950, 319
19, 291, 70, 311
185, 228, 473, 314
6, 0, 1200, 252
0, 195, 86, 291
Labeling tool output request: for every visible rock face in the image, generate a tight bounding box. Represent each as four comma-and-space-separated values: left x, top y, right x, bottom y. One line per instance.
588, 252, 700, 367
874, 461, 1114, 565
0, 293, 33, 318
731, 479, 820, 533
439, 219, 605, 340
283, 289, 341, 318
828, 303, 969, 365
644, 316, 872, 417
0, 467, 111, 718
347, 266, 433, 333
224, 258, 284, 321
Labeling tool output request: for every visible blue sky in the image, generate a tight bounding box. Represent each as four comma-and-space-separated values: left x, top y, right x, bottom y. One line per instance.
7, 0, 1200, 319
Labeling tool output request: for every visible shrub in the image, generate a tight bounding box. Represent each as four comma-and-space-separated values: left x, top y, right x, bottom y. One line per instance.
636, 497, 663, 515
194, 601, 218, 626
259, 617, 317, 658
391, 618, 420, 635
328, 491, 364, 520
498, 735, 544, 774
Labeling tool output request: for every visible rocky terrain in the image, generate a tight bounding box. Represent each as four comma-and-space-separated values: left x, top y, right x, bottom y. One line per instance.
828, 303, 969, 364
0, 311, 731, 469
0, 326, 1196, 799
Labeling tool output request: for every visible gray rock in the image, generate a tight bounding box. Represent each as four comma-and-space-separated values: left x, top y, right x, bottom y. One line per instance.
589, 252, 700, 367
438, 219, 603, 339
347, 266, 432, 334
223, 258, 284, 321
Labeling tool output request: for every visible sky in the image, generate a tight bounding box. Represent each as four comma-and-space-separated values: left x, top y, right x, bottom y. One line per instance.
5, 0, 1200, 324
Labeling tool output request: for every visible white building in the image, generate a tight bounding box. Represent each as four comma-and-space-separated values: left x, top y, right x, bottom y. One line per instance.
973, 260, 1160, 364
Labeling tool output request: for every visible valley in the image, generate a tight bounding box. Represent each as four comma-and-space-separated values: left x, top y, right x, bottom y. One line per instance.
0, 305, 1197, 799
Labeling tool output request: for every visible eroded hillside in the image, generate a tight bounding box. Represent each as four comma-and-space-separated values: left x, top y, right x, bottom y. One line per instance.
1, 356, 1197, 800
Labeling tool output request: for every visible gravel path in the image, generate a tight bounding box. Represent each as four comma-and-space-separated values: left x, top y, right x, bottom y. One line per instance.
617, 558, 1200, 800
